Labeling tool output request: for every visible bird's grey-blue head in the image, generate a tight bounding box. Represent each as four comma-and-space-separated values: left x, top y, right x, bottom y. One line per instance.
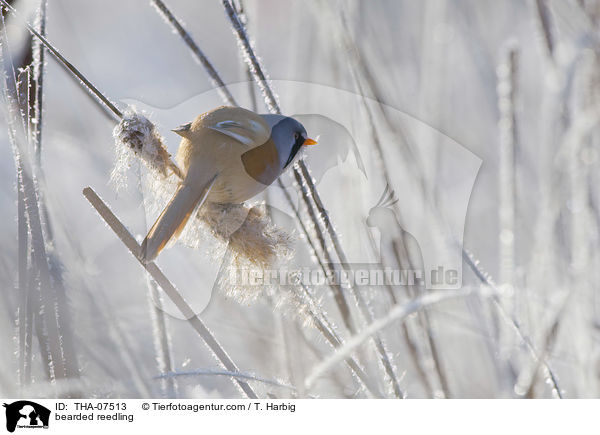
261, 114, 316, 169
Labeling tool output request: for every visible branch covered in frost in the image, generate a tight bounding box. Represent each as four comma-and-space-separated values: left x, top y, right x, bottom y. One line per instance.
221, 0, 279, 113
304, 288, 474, 390
147, 278, 178, 398
531, 0, 555, 58
156, 369, 295, 391
462, 249, 563, 398
292, 169, 355, 332
289, 284, 383, 398
31, 0, 47, 162
497, 44, 518, 290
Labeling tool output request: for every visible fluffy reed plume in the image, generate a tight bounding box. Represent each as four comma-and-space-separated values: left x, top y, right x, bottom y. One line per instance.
112, 110, 180, 184
200, 202, 293, 269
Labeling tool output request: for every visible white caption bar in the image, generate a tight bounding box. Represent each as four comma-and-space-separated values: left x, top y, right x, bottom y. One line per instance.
0, 399, 596, 434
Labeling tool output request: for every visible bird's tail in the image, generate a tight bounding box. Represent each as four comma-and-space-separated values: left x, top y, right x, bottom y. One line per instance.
141, 173, 217, 262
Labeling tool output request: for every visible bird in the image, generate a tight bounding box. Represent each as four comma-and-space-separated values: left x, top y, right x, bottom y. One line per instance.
140, 105, 317, 263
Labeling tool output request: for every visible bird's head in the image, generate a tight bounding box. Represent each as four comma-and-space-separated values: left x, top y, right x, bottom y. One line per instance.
261, 114, 318, 170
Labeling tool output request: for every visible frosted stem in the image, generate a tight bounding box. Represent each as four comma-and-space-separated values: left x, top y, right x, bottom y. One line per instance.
305, 289, 473, 390
462, 249, 563, 398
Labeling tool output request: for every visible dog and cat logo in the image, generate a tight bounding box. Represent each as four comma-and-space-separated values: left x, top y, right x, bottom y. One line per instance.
2, 402, 50, 432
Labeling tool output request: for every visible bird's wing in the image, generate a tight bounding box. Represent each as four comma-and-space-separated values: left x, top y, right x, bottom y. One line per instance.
206, 116, 271, 147
140, 172, 217, 262
241, 139, 280, 185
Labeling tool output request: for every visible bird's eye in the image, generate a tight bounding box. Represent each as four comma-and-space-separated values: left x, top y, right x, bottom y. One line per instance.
294, 133, 300, 140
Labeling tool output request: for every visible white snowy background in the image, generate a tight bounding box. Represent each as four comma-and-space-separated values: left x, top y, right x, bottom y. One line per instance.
0, 0, 599, 398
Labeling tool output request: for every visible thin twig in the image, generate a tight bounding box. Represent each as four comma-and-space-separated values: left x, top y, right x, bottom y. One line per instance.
495, 44, 520, 394
291, 285, 383, 398
304, 288, 473, 389
136, 163, 178, 398
365, 226, 435, 397
221, 0, 279, 112
532, 0, 555, 58
232, 0, 258, 110
292, 169, 355, 332
17, 167, 33, 386
517, 293, 569, 398
31, 0, 46, 162
462, 249, 563, 398
156, 369, 295, 391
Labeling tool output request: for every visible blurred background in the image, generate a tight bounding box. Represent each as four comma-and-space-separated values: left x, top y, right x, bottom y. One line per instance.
0, 0, 599, 398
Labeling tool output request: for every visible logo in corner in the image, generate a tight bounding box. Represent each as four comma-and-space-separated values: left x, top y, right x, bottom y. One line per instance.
3, 402, 50, 432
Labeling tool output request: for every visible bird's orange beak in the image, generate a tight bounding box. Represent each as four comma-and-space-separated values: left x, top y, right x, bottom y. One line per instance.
303, 138, 318, 146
